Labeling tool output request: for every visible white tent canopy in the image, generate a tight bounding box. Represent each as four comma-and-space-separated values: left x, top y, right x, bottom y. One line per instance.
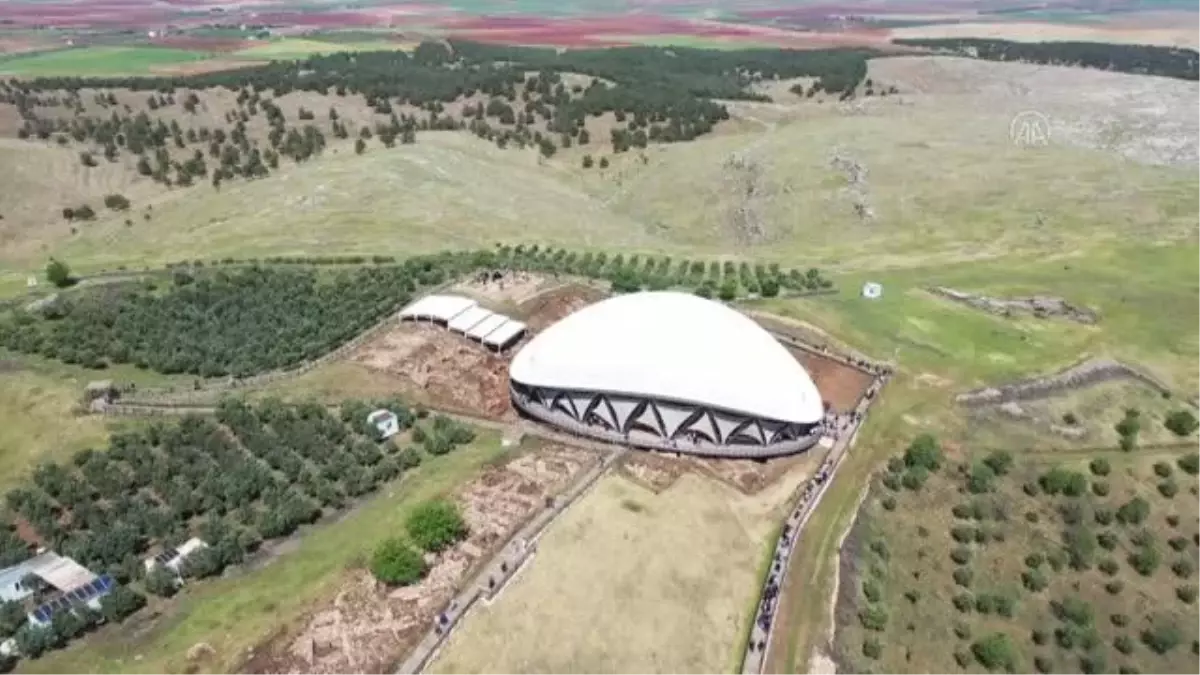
398, 295, 477, 323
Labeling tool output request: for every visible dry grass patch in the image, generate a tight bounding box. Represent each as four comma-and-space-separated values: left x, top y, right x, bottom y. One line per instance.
430, 463, 812, 673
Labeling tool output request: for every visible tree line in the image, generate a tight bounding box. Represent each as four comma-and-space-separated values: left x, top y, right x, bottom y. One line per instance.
2, 41, 877, 164
893, 38, 1199, 81
7, 247, 831, 380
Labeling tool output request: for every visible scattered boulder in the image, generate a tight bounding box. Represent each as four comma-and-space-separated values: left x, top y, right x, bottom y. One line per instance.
929, 287, 1098, 324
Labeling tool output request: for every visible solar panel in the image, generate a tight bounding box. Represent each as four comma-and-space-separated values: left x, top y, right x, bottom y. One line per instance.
98, 575, 114, 591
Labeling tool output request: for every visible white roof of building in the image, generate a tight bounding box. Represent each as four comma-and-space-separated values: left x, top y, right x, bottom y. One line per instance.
510, 291, 823, 424
448, 306, 494, 333
483, 319, 527, 348
398, 295, 477, 322
466, 313, 509, 341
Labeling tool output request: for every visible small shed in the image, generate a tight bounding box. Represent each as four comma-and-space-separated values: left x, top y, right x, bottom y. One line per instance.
860, 282, 883, 300
367, 409, 400, 439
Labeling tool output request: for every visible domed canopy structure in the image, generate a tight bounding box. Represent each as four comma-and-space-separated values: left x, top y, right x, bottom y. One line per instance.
509, 291, 824, 457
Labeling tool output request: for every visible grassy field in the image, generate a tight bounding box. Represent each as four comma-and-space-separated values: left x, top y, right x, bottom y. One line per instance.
0, 350, 187, 495
756, 243, 1198, 673
2, 79, 1189, 287
19, 429, 510, 674
834, 447, 1199, 673
0, 46, 210, 77
229, 38, 411, 60
429, 463, 813, 674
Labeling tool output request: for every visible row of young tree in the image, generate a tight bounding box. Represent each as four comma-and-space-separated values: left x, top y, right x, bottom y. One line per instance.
490, 243, 834, 298
0, 397, 474, 661
893, 38, 1199, 81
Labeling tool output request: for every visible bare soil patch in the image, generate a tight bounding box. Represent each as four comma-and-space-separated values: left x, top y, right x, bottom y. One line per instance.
619, 446, 827, 496
347, 322, 514, 420
449, 270, 553, 309
510, 281, 607, 333
243, 444, 595, 674
790, 347, 875, 414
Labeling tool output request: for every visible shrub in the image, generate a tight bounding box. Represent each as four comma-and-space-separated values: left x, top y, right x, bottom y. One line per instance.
1166, 514, 1179, 527
1098, 558, 1119, 576
1105, 580, 1124, 595
1098, 531, 1118, 550
953, 567, 974, 587
45, 258, 72, 288
103, 194, 131, 211
1091, 481, 1110, 497
974, 528, 989, 544
1127, 545, 1161, 576
1177, 584, 1197, 604
1116, 497, 1150, 525
951, 526, 976, 544
1168, 536, 1189, 552
904, 589, 920, 604
1094, 507, 1112, 524
858, 605, 888, 631
1022, 569, 1048, 592
954, 623, 972, 640
981, 450, 1013, 476
1154, 461, 1174, 478
971, 633, 1017, 671
880, 495, 897, 511
952, 592, 974, 613
406, 500, 468, 553
1040, 467, 1088, 496
99, 586, 146, 623
975, 594, 995, 615
862, 579, 882, 603
1031, 629, 1048, 645
862, 637, 882, 660
967, 462, 997, 494
1118, 667, 1139, 674
1025, 510, 1039, 523
1130, 528, 1154, 547
952, 504, 972, 519
1080, 651, 1106, 674
1114, 634, 1134, 654
1058, 502, 1085, 525
370, 538, 427, 585
903, 433, 942, 471
1164, 410, 1199, 437
1177, 452, 1199, 475
993, 595, 1016, 618
1063, 525, 1097, 570
902, 466, 929, 491
1110, 613, 1129, 627
954, 649, 971, 667
869, 539, 889, 561
1023, 480, 1040, 496
1052, 596, 1094, 626
1170, 558, 1196, 580
1158, 479, 1178, 498
1141, 619, 1181, 654
1089, 458, 1110, 476
950, 547, 972, 565
1025, 552, 1045, 568
1034, 655, 1052, 673
881, 473, 900, 491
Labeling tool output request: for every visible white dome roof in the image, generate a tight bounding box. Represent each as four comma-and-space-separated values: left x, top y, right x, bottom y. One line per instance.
510, 291, 823, 424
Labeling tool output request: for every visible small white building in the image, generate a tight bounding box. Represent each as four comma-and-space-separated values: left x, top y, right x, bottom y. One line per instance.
144, 537, 208, 574
861, 282, 883, 299
368, 409, 400, 439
